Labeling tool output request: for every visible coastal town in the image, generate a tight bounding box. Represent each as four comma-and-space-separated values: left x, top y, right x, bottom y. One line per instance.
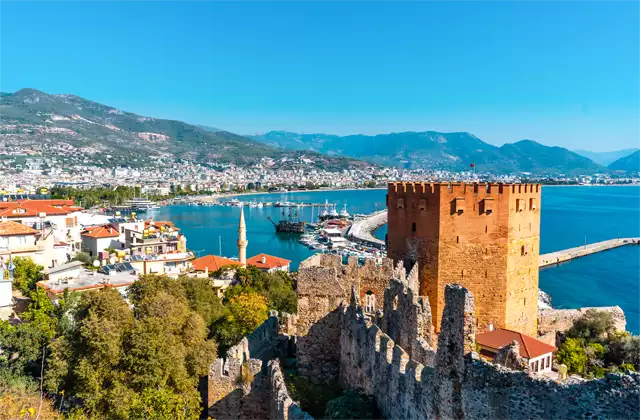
0, 152, 638, 199
0, 182, 637, 419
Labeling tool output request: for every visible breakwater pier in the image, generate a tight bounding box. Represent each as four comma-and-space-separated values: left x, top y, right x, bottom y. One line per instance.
348, 210, 387, 248
539, 237, 640, 268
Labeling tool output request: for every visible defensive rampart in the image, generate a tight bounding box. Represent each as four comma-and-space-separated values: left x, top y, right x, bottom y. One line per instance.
340, 284, 640, 419
207, 312, 310, 420
296, 254, 395, 384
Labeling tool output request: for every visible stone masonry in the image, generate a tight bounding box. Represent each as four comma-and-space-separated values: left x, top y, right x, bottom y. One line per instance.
207, 312, 311, 420
296, 254, 395, 384
387, 182, 542, 336
340, 282, 640, 419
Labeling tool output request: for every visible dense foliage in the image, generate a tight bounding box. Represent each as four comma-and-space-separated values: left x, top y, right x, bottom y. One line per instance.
12, 257, 44, 296
0, 268, 297, 419
556, 310, 640, 378
50, 186, 141, 209
210, 265, 296, 353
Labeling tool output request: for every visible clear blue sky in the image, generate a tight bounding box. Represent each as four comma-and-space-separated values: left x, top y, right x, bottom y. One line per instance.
1, 1, 638, 151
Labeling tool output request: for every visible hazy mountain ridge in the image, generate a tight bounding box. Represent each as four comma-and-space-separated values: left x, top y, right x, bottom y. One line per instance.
574, 148, 639, 166
0, 89, 369, 171
251, 131, 605, 175
608, 150, 640, 173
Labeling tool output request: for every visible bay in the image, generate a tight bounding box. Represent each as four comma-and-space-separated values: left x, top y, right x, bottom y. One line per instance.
154, 186, 640, 333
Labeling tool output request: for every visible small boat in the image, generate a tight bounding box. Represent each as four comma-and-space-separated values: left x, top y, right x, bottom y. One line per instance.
339, 204, 350, 218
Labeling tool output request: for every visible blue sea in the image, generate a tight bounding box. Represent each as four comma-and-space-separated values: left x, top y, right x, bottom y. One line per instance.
155, 186, 640, 333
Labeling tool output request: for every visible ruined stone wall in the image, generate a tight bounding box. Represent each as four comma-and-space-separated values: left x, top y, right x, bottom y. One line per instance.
296, 254, 394, 384
340, 283, 640, 419
267, 359, 313, 420
380, 262, 436, 366
387, 182, 541, 336
207, 313, 287, 419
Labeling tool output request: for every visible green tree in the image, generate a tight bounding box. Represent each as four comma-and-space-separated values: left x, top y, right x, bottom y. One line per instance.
178, 276, 225, 325
324, 390, 381, 419
212, 291, 268, 353
556, 338, 588, 374
567, 309, 616, 341
45, 280, 217, 420
622, 335, 640, 369
12, 257, 44, 295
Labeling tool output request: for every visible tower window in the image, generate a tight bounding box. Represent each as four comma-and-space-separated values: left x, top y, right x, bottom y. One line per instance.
412, 222, 416, 233
456, 236, 459, 243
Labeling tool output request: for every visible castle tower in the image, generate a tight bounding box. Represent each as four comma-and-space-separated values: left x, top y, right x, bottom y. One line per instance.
386, 182, 541, 336
237, 208, 248, 267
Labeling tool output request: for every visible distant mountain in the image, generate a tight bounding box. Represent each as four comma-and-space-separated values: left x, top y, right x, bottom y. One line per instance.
196, 124, 224, 133
574, 148, 639, 166
0, 89, 367, 171
250, 131, 604, 175
608, 150, 640, 173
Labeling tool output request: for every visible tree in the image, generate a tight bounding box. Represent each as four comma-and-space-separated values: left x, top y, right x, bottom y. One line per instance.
72, 251, 92, 266
45, 280, 217, 420
567, 309, 616, 341
556, 338, 587, 374
324, 390, 381, 419
178, 276, 225, 325
212, 291, 268, 353
12, 257, 44, 295
622, 335, 640, 369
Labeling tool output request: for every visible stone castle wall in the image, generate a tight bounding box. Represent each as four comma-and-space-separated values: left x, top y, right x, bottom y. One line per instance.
387, 182, 541, 336
379, 262, 437, 366
296, 254, 395, 384
340, 283, 640, 419
207, 312, 309, 420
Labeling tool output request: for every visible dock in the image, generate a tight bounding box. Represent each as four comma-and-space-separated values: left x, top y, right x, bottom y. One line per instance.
348, 210, 388, 249
539, 237, 639, 268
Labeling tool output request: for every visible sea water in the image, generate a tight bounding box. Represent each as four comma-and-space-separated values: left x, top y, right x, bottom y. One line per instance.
155, 186, 640, 333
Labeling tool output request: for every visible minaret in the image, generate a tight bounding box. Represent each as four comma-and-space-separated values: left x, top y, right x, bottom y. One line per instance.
237, 208, 248, 267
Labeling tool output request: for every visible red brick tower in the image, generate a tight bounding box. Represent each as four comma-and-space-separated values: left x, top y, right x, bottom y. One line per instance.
386, 182, 541, 336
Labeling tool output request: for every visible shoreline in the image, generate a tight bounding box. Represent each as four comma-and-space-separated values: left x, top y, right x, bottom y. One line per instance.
180, 187, 387, 203
169, 183, 639, 204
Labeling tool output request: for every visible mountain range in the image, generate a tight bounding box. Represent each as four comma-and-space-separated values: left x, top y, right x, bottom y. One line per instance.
250, 131, 609, 175
1, 88, 636, 175
0, 89, 367, 171
574, 148, 639, 166
608, 150, 640, 173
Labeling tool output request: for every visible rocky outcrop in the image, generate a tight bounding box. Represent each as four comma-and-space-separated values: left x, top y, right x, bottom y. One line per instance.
538, 306, 626, 345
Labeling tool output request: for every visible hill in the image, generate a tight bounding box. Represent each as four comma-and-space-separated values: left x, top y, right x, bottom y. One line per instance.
0, 89, 368, 171
574, 148, 639, 166
608, 150, 640, 173
251, 131, 604, 175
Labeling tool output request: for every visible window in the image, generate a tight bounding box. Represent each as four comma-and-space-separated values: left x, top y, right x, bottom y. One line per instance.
529, 198, 537, 210
364, 291, 376, 313
397, 198, 405, 209
419, 198, 427, 211
521, 245, 526, 256
411, 222, 416, 233
516, 199, 524, 212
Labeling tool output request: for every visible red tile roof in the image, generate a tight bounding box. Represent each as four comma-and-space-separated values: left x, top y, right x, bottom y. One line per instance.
0, 199, 81, 217
81, 225, 120, 239
191, 255, 241, 272
0, 221, 39, 236
476, 328, 557, 360
246, 253, 291, 270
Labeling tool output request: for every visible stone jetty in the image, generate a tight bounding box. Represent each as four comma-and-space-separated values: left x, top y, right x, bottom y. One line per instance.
539, 237, 640, 267
348, 210, 387, 248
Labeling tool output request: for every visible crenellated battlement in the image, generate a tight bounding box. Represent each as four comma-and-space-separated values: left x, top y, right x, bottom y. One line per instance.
388, 182, 541, 198
387, 181, 542, 336
340, 283, 640, 420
